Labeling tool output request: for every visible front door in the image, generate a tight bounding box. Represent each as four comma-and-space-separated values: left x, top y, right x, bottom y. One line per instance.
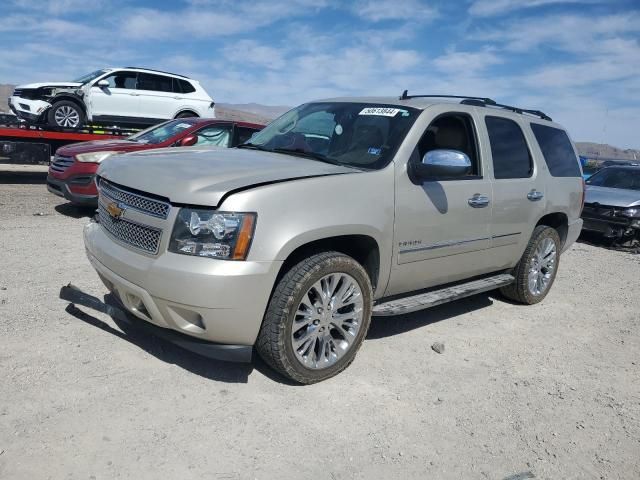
386, 108, 495, 296
88, 71, 139, 120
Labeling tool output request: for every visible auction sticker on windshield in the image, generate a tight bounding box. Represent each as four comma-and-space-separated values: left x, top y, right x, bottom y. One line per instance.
359, 107, 401, 117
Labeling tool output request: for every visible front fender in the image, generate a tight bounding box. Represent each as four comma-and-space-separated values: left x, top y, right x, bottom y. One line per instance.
219, 168, 397, 297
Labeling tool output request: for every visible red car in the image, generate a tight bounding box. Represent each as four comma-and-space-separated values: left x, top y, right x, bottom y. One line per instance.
47, 118, 264, 206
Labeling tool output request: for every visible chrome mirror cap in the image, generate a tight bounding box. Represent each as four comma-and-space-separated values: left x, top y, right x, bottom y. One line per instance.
422, 149, 472, 168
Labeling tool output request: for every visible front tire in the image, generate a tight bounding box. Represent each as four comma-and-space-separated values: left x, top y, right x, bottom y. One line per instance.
47, 101, 85, 128
500, 225, 561, 304
257, 252, 373, 384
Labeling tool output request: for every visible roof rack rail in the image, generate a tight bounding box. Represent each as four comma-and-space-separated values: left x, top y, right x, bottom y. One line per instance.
399, 90, 552, 121
124, 67, 188, 79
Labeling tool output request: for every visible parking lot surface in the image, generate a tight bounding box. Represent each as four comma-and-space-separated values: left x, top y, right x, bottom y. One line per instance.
1, 170, 639, 479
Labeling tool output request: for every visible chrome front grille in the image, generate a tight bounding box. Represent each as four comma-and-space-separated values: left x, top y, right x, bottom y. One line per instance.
50, 154, 74, 173
98, 203, 162, 254
100, 179, 170, 219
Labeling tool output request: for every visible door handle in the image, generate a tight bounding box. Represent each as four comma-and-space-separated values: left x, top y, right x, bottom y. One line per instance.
527, 190, 544, 201
129, 93, 140, 96
468, 194, 490, 208
173, 96, 181, 100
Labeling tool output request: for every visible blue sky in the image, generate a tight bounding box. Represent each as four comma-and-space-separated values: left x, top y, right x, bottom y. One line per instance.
0, 0, 638, 148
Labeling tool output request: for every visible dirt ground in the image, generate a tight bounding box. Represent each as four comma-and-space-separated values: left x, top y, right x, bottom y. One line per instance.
1, 168, 638, 480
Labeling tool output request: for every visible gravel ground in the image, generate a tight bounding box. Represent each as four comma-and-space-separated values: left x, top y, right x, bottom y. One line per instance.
1, 169, 639, 480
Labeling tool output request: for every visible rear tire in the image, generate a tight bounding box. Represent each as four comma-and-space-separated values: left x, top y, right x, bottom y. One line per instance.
256, 252, 372, 384
500, 225, 561, 304
47, 100, 85, 128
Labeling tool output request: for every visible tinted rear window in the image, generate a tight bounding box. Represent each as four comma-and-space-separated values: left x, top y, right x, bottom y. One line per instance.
173, 79, 196, 94
485, 116, 532, 179
530, 124, 581, 177
137, 73, 173, 93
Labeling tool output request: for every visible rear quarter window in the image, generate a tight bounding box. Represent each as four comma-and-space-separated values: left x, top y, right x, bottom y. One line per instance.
173, 79, 196, 94
530, 123, 581, 177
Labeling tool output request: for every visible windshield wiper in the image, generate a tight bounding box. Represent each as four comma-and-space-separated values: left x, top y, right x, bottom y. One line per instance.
236, 142, 271, 152
271, 148, 342, 166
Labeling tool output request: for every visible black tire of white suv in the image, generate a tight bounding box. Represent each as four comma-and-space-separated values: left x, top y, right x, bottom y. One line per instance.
47, 100, 85, 128
257, 252, 373, 384
500, 225, 561, 305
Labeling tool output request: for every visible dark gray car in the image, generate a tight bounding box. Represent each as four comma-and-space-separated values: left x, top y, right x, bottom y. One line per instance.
581, 166, 640, 245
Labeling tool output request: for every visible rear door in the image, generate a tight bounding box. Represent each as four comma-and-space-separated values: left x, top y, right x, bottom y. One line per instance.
480, 114, 545, 268
136, 73, 178, 120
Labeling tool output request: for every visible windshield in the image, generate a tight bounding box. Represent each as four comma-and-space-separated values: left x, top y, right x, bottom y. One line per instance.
586, 167, 640, 191
244, 102, 419, 169
73, 69, 108, 84
128, 119, 197, 144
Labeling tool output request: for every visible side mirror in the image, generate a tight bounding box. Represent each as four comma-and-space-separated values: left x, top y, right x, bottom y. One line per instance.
179, 135, 197, 147
96, 79, 109, 88
410, 149, 472, 182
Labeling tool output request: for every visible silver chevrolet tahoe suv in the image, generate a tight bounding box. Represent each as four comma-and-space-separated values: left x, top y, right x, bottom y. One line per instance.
81, 93, 584, 384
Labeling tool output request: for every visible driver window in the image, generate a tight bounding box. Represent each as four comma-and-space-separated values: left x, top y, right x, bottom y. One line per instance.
416, 114, 480, 176
101, 72, 137, 89
194, 126, 231, 147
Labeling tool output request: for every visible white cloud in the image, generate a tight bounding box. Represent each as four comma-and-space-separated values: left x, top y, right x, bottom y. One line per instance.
222, 41, 286, 70
473, 12, 640, 53
353, 0, 438, 22
433, 50, 502, 74
120, 0, 331, 40
468, 0, 601, 17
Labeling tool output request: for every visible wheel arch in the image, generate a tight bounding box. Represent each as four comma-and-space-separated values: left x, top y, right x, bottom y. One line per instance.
50, 94, 86, 114
535, 212, 569, 247
275, 234, 382, 294
174, 109, 199, 118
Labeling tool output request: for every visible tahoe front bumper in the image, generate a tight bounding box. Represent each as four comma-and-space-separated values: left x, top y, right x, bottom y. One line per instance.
83, 220, 282, 358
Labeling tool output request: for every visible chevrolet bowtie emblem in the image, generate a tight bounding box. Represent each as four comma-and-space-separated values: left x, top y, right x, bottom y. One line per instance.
106, 202, 125, 219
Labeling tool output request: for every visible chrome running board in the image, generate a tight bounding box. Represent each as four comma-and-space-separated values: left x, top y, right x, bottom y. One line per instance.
372, 274, 514, 316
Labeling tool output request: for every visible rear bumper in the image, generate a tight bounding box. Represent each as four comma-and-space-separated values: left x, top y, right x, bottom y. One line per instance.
47, 174, 98, 207
562, 218, 583, 252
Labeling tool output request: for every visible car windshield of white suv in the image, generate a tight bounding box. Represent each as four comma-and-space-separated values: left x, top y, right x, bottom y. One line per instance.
240, 102, 419, 170
73, 70, 108, 84
128, 119, 198, 145
586, 167, 640, 191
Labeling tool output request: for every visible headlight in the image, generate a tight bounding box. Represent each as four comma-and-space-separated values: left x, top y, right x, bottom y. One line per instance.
75, 151, 118, 163
620, 207, 639, 218
169, 209, 256, 260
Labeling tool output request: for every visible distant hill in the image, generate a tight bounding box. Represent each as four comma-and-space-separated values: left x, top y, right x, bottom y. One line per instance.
575, 142, 639, 161
0, 84, 14, 112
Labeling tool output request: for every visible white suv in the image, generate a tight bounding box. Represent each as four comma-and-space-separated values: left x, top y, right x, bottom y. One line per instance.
8, 67, 215, 128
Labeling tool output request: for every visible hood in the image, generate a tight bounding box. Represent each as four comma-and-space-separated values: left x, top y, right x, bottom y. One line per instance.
58, 139, 146, 156
585, 185, 640, 208
97, 147, 357, 206
16, 82, 82, 90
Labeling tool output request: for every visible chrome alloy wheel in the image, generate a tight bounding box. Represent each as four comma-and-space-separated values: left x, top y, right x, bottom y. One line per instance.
291, 273, 364, 370
528, 237, 557, 296
54, 105, 80, 127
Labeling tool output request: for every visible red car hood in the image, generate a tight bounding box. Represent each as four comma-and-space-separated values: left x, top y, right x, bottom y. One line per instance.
57, 139, 151, 156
